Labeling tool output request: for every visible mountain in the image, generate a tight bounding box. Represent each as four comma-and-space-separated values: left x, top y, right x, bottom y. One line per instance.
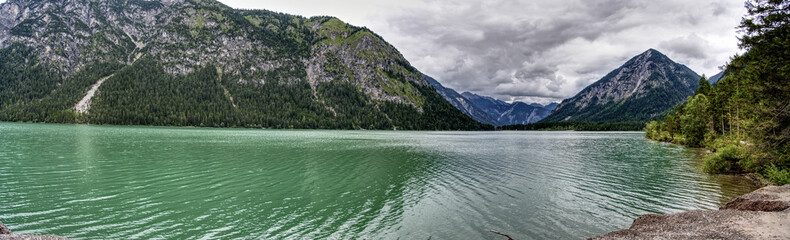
543, 103, 559, 111
708, 71, 724, 85
425, 76, 553, 126
498, 102, 553, 125
541, 49, 700, 122
0, 0, 489, 130
529, 103, 559, 111
460, 92, 552, 126
424, 75, 499, 125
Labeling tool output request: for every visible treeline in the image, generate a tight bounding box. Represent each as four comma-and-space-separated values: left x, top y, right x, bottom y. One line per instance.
645, 0, 789, 185
499, 121, 645, 131
0, 53, 490, 130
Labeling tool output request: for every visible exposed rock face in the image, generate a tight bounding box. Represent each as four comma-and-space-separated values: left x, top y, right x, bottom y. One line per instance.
543, 49, 700, 122
0, 0, 424, 101
591, 185, 790, 240
0, 0, 486, 129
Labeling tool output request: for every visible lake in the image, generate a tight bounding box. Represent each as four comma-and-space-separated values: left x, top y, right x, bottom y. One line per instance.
0, 122, 757, 239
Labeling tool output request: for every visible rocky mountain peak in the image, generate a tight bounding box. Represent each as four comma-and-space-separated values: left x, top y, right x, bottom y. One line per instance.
541, 49, 700, 122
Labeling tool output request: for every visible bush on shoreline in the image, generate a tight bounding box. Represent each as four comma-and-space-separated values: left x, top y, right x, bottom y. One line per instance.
702, 144, 743, 174
764, 164, 790, 185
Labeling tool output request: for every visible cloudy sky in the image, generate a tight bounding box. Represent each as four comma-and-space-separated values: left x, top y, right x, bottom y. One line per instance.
1, 0, 746, 103
214, 0, 746, 104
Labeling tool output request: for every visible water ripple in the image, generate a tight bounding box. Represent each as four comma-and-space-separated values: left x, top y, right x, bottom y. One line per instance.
0, 124, 758, 240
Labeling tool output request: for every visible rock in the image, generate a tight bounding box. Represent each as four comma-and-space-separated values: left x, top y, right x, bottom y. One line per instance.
0, 234, 72, 240
721, 184, 790, 211
0, 221, 71, 240
590, 185, 790, 239
0, 221, 10, 234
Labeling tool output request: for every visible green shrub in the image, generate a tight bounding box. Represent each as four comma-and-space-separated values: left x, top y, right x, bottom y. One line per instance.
702, 144, 742, 173
763, 164, 790, 185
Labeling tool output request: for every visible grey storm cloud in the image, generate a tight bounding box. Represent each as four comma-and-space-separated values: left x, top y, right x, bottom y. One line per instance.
218, 0, 744, 104
659, 34, 711, 59
373, 0, 744, 103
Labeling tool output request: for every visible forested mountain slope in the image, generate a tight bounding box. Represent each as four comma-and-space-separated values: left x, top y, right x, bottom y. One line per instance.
0, 0, 490, 130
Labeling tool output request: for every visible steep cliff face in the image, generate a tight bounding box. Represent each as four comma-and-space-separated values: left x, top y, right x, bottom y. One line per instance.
0, 0, 489, 130
542, 49, 700, 122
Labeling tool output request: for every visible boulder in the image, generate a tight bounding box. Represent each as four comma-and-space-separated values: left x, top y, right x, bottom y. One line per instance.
721, 184, 790, 211
590, 185, 790, 239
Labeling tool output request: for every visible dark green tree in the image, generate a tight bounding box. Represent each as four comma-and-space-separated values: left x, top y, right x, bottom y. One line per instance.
695, 76, 712, 96
680, 94, 710, 147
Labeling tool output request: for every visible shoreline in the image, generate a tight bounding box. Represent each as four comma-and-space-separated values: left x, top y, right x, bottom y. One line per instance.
590, 184, 790, 239
646, 138, 779, 187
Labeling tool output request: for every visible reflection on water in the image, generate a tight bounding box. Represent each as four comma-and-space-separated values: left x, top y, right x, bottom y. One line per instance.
0, 123, 757, 239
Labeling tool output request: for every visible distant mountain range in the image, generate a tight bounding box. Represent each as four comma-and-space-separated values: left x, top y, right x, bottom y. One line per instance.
425, 75, 500, 126
541, 49, 701, 123
432, 49, 703, 125
460, 92, 554, 126
426, 76, 555, 126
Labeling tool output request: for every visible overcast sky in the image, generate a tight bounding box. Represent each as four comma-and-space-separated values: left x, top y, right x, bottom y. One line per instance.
216, 0, 746, 104
0, 0, 746, 103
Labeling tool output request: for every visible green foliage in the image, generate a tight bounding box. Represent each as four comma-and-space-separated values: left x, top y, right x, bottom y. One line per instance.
0, 52, 488, 130
648, 0, 790, 184
644, 120, 675, 142
702, 144, 743, 174
0, 43, 124, 122
763, 164, 790, 185
680, 94, 710, 147
696, 76, 712, 96
9, 19, 39, 37
0, 0, 493, 131
89, 57, 240, 127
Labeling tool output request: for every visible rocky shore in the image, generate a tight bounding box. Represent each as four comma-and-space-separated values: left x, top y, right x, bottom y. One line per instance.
0, 221, 70, 240
591, 184, 790, 239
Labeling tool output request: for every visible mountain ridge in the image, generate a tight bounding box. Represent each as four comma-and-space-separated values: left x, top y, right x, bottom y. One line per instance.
0, 0, 490, 130
459, 91, 554, 126
541, 49, 700, 123
425, 75, 556, 126
425, 75, 499, 125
